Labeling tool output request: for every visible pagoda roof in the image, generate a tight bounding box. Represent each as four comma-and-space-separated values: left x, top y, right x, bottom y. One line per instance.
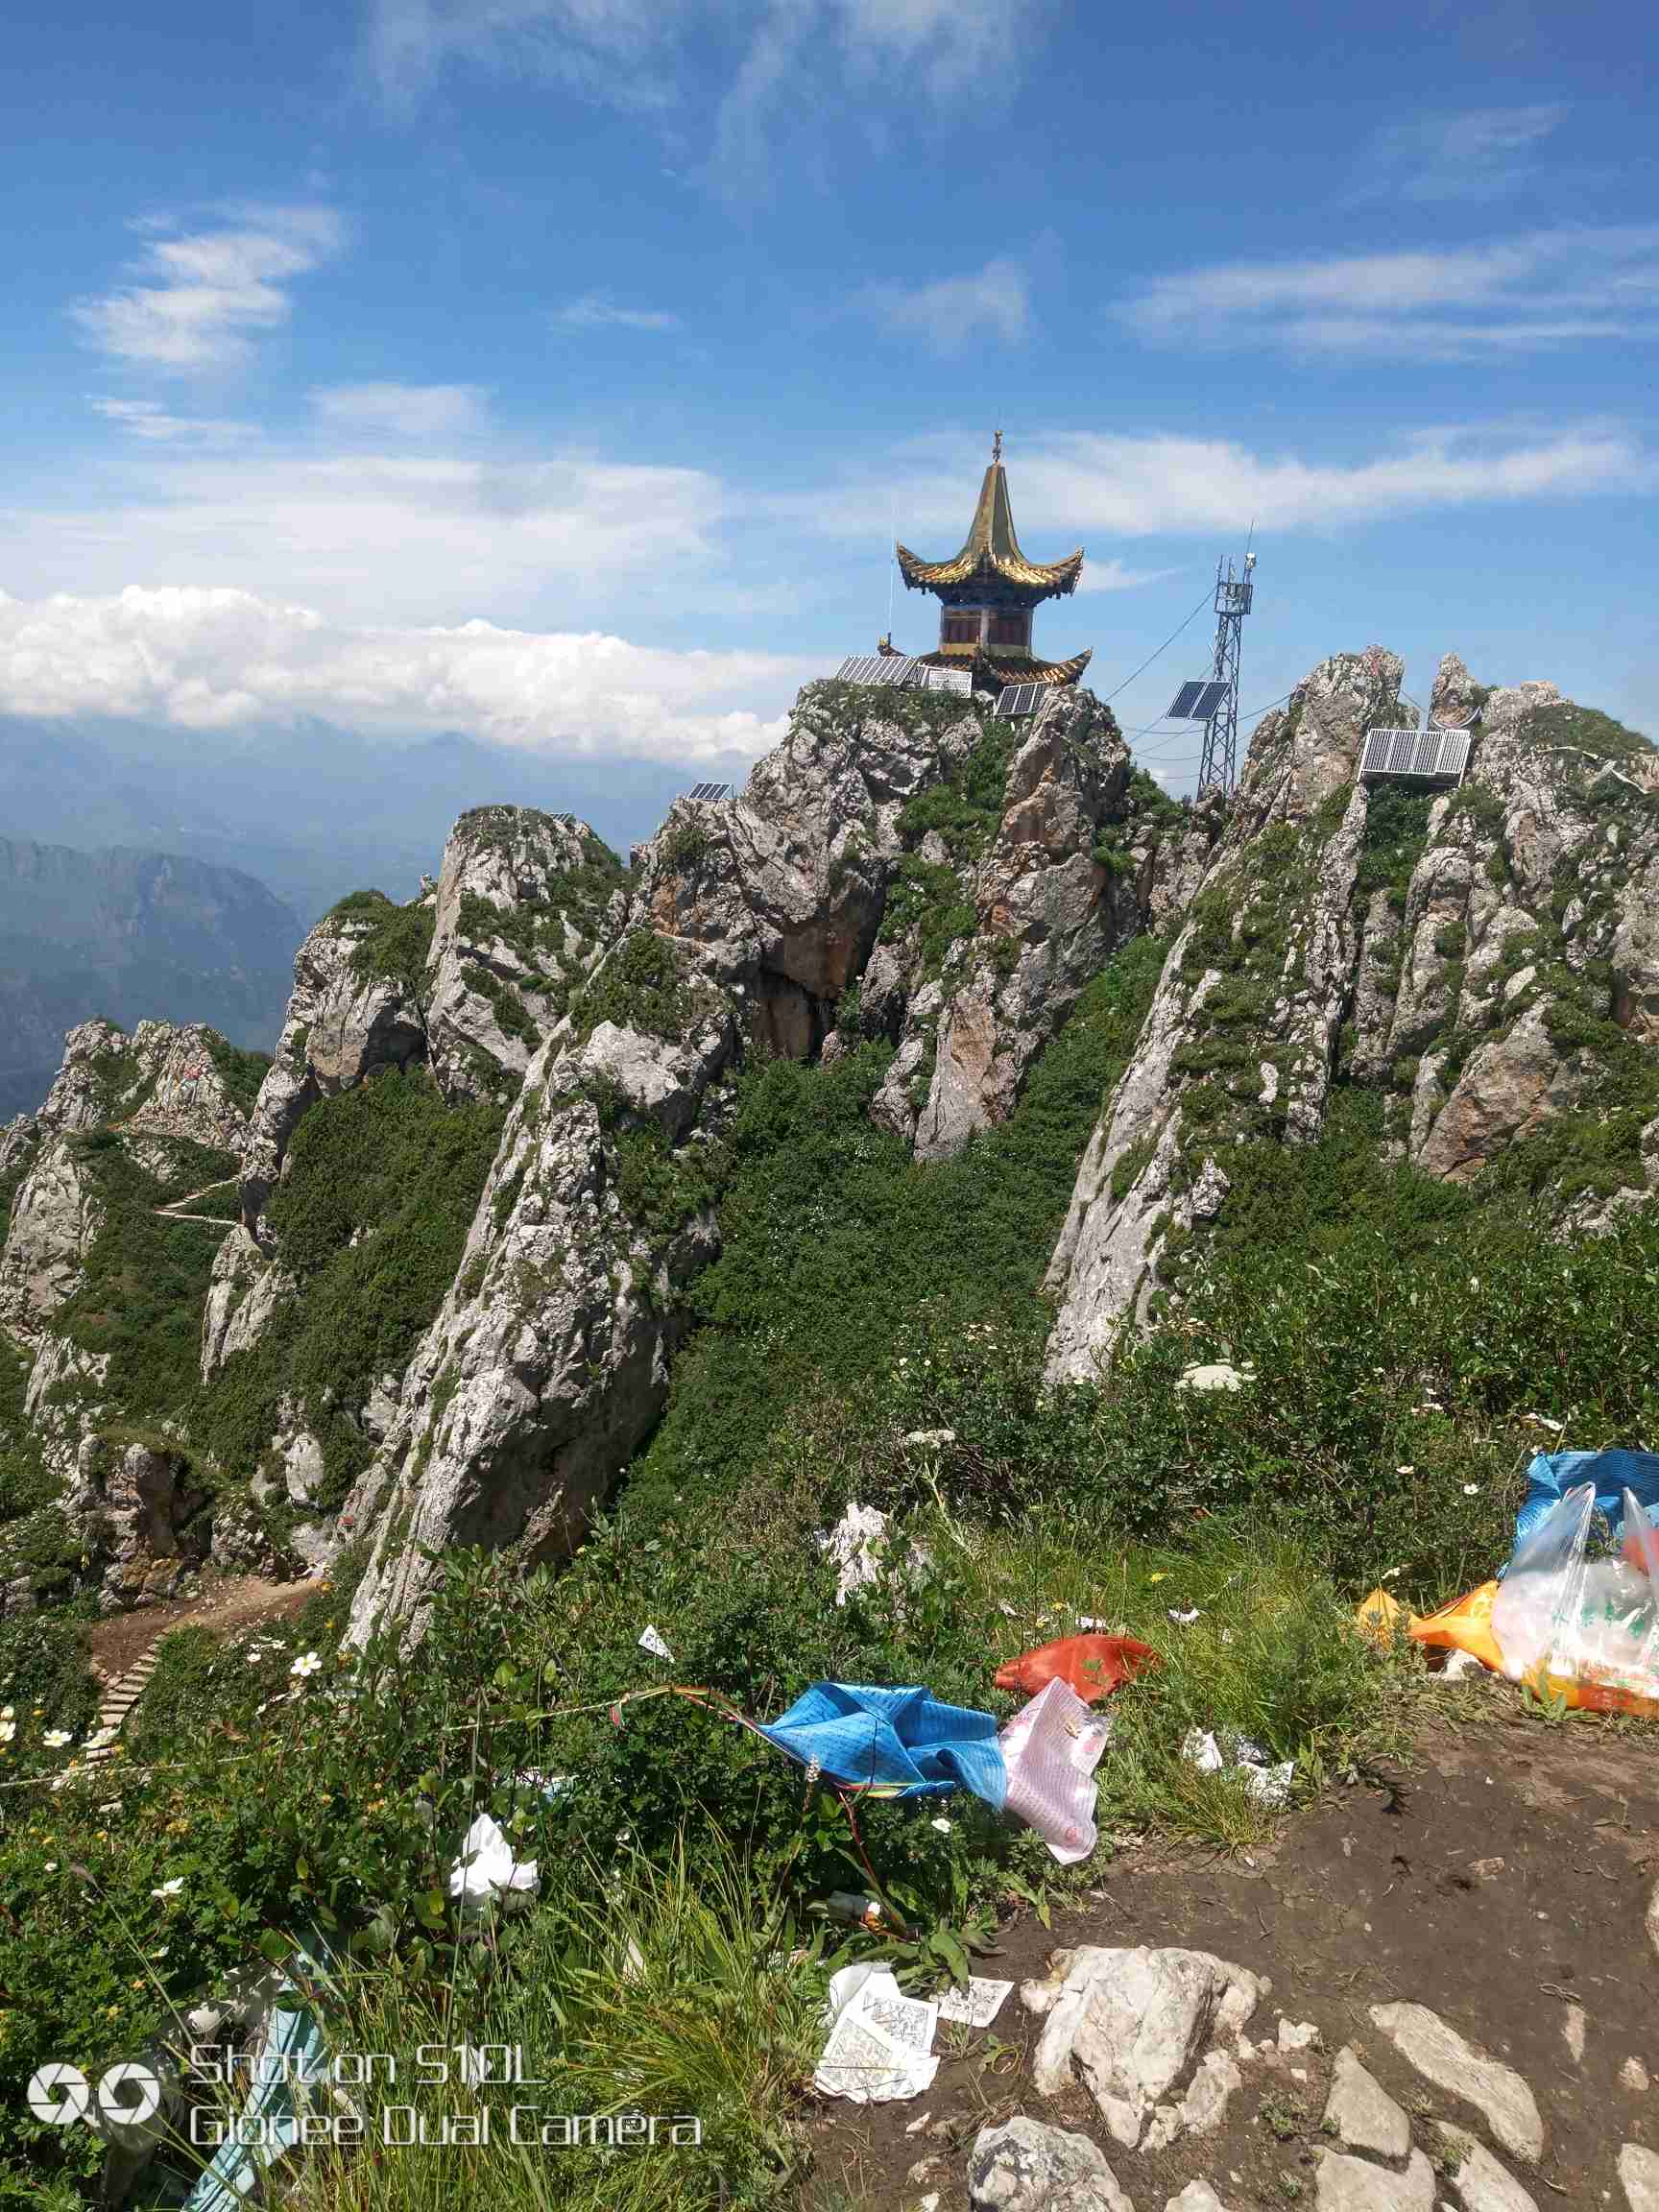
920, 645, 1094, 688
897, 454, 1084, 601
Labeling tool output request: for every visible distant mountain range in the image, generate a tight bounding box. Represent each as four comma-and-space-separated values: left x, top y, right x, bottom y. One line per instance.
0, 712, 754, 924
0, 838, 302, 1120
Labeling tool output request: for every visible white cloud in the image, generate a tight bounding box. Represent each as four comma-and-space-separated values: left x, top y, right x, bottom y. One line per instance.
73, 205, 344, 373
1074, 558, 1184, 595
0, 584, 807, 762
554, 296, 682, 333
90, 398, 256, 446
311, 383, 490, 437
1120, 226, 1659, 359
1356, 104, 1565, 204
7, 446, 736, 628
788, 421, 1650, 543
367, 0, 678, 112
861, 257, 1028, 350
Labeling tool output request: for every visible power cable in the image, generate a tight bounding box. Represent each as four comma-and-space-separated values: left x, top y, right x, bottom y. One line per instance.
1099, 589, 1214, 707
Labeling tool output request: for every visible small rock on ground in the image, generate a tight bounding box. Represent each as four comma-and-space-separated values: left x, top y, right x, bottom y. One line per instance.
968, 2116, 1134, 2212
1623, 2056, 1651, 2093
1622, 2142, 1659, 2212
1561, 2004, 1586, 2063
1369, 2002, 1544, 2164
1315, 2147, 1436, 2211
1323, 2045, 1410, 2161
1166, 2186, 1230, 2211
1437, 2124, 1538, 2212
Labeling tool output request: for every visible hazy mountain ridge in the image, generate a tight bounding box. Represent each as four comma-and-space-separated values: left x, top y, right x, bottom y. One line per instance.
0, 837, 303, 1120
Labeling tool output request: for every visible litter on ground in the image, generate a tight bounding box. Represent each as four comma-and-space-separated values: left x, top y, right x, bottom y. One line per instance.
935, 1976, 1015, 2029
1181, 1726, 1295, 1806
994, 1632, 1158, 1705
637, 1623, 674, 1661
998, 1678, 1115, 1863
446, 1813, 540, 1920
814, 1963, 940, 2103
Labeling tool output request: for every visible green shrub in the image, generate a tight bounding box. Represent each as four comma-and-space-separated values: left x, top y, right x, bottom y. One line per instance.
570, 930, 702, 1045
204, 1035, 274, 1117
195, 1068, 505, 1506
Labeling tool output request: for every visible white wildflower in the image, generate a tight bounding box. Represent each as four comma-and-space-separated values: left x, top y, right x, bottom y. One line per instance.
0, 1719, 14, 1744
151, 1877, 184, 1900
1462, 1482, 1480, 1496
289, 1651, 323, 1680
43, 1729, 73, 1749
930, 1816, 952, 1835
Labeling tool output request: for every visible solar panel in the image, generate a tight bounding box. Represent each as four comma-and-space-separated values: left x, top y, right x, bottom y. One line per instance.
685, 781, 731, 804
995, 682, 1046, 718
834, 654, 922, 687
1358, 729, 1472, 784
1192, 681, 1230, 721
1167, 679, 1207, 719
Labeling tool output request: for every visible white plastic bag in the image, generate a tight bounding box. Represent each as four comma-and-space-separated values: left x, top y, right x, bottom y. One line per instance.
446, 1814, 540, 1922
998, 1678, 1112, 1865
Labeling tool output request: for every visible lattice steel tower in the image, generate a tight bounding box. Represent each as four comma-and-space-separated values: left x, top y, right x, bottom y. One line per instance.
1198, 550, 1256, 796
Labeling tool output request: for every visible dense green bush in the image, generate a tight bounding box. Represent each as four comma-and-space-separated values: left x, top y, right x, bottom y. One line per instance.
195, 1067, 505, 1504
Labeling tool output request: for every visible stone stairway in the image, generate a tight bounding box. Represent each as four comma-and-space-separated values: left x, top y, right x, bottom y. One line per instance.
81, 1642, 164, 1769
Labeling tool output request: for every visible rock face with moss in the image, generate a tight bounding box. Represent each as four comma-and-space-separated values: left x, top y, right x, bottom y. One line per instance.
424, 805, 628, 1101
1, 1021, 256, 1340
1044, 648, 1659, 1382
863, 688, 1156, 1157
237, 896, 434, 1227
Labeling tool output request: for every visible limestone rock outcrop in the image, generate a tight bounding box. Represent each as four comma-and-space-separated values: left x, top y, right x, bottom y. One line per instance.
1045, 648, 1403, 1383
424, 805, 627, 1101
1044, 649, 1659, 1381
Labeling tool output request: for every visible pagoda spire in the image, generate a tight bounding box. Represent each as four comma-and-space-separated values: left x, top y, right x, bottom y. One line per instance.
892, 435, 1091, 690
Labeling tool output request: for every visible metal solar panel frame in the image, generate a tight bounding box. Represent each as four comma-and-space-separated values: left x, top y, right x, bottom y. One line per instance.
995, 682, 1046, 718
685, 780, 731, 804
1167, 679, 1207, 719
1192, 680, 1230, 721
834, 654, 922, 687
1358, 728, 1472, 784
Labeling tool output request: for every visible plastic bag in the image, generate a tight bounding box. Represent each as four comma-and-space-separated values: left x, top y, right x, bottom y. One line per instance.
1511, 1450, 1659, 1559
998, 1678, 1112, 1864
1491, 1483, 1659, 1715
994, 1632, 1157, 1706
446, 1813, 540, 1921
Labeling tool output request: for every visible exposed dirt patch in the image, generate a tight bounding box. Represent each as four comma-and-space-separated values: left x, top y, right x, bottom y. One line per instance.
87, 1575, 312, 1680
805, 1704, 1659, 2208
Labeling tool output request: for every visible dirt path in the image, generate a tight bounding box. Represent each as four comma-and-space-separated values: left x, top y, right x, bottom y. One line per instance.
87, 1574, 312, 1681
152, 1175, 239, 1226
806, 1708, 1659, 2210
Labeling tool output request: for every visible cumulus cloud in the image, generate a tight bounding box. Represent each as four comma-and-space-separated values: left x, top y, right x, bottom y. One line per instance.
860, 257, 1028, 350
310, 383, 490, 437
1119, 225, 1659, 359
0, 585, 808, 761
1355, 104, 1565, 204
72, 204, 343, 373
554, 296, 682, 333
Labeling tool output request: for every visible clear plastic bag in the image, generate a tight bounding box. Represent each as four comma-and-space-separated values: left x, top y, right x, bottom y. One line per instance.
1491, 1482, 1659, 1714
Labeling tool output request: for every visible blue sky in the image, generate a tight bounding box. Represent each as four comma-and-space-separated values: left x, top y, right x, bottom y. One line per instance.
1, 0, 1654, 795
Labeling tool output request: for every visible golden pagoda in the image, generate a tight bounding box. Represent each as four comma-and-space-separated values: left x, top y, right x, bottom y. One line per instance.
894, 432, 1091, 689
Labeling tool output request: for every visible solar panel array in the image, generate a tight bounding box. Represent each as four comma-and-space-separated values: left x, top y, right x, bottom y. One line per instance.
1167, 678, 1229, 721
1358, 729, 1472, 784
685, 781, 732, 803
995, 682, 1048, 719
834, 654, 924, 687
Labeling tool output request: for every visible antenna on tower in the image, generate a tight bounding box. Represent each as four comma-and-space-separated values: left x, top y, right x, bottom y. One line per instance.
1166, 545, 1257, 796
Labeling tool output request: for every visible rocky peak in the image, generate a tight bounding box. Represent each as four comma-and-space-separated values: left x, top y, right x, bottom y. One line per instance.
1044, 649, 1658, 1383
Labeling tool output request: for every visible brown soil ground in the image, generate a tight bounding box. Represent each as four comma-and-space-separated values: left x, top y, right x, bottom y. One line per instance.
87, 1575, 313, 1680
804, 1706, 1659, 2209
